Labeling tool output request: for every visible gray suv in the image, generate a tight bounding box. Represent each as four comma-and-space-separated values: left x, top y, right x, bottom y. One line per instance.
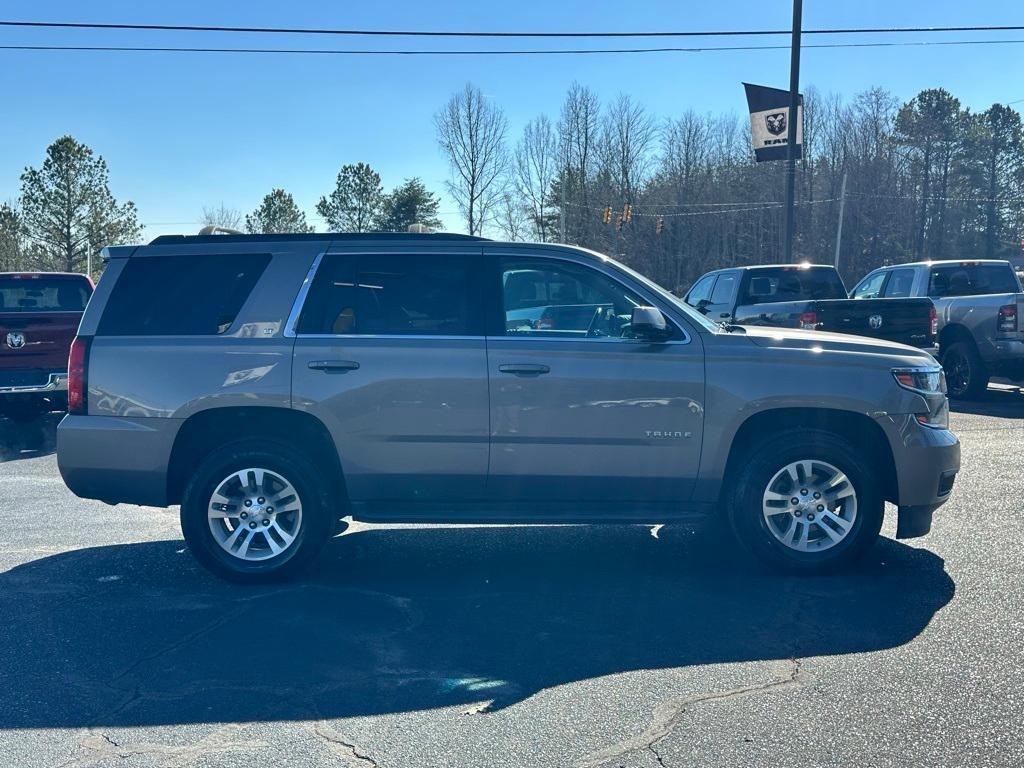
57, 233, 960, 581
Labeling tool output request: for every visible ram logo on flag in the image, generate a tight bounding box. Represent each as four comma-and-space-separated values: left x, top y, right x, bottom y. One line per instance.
743, 83, 803, 162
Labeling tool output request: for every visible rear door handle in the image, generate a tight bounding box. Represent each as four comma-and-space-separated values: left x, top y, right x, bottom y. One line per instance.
308, 360, 360, 372
498, 363, 550, 375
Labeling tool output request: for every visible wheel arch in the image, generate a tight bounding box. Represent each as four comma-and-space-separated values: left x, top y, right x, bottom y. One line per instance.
937, 322, 976, 355
166, 406, 347, 507
721, 407, 898, 505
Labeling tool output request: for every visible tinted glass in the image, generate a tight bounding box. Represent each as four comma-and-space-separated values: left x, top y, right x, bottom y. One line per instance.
852, 271, 886, 299
501, 258, 648, 338
741, 267, 847, 303
710, 274, 737, 304
928, 264, 1021, 297
0, 277, 91, 312
686, 274, 716, 305
298, 253, 480, 336
97, 254, 269, 335
882, 268, 916, 298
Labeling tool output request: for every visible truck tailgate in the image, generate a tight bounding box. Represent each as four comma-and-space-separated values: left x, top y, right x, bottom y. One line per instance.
0, 311, 83, 378
815, 297, 934, 348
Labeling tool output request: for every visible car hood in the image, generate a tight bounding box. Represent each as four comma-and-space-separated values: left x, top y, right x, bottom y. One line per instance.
738, 325, 938, 366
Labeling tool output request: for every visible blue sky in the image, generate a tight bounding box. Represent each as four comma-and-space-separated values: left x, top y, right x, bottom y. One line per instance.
2, 1, 1023, 237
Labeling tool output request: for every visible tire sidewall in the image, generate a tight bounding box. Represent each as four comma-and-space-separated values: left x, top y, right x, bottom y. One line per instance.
942, 341, 986, 399
181, 440, 332, 582
729, 429, 883, 572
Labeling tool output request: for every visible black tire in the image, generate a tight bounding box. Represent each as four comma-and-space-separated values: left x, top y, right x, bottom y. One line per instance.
180, 440, 334, 583
942, 341, 989, 400
727, 428, 884, 573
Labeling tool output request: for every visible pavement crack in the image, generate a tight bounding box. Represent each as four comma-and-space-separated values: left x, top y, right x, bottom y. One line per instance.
311, 721, 380, 767
576, 658, 805, 768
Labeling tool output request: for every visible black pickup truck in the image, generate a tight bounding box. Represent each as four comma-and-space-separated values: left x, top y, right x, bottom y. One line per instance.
683, 264, 936, 348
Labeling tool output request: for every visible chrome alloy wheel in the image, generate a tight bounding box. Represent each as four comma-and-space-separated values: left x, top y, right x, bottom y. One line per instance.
207, 468, 303, 561
761, 459, 858, 553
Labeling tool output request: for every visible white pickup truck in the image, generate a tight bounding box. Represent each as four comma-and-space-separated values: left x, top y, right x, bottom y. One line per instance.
851, 260, 1024, 398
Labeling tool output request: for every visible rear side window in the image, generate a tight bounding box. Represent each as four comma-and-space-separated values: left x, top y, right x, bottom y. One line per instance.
0, 277, 91, 312
741, 268, 847, 303
928, 264, 1021, 297
97, 254, 270, 335
297, 252, 482, 336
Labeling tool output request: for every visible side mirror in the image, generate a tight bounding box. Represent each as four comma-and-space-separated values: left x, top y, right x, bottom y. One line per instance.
629, 306, 671, 341
695, 298, 712, 314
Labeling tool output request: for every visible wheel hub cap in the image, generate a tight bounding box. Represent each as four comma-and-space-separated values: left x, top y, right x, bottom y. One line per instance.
762, 459, 858, 553
207, 468, 303, 562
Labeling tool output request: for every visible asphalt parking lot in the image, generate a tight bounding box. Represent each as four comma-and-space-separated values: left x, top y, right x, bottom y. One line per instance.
0, 389, 1022, 768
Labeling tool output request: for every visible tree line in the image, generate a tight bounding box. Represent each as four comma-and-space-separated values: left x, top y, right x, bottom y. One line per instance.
3, 82, 1022, 290
434, 82, 1024, 290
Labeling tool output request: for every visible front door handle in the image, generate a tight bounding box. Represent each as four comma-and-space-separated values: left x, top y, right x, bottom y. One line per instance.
498, 363, 550, 375
308, 360, 360, 372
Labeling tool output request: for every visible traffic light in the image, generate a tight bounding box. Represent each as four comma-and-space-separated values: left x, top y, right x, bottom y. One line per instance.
602, 206, 612, 225
615, 213, 623, 231
623, 203, 633, 223
655, 216, 664, 235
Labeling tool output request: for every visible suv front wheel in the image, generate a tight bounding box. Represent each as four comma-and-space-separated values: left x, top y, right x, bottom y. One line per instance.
728, 428, 884, 572
180, 440, 333, 582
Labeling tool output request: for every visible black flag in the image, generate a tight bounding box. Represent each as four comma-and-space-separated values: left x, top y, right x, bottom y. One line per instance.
743, 83, 803, 162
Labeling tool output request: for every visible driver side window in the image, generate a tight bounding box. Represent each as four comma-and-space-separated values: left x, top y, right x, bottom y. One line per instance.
500, 258, 644, 339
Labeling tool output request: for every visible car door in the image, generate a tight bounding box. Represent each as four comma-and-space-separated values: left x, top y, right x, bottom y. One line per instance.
290, 247, 490, 502
486, 250, 705, 505
705, 270, 739, 320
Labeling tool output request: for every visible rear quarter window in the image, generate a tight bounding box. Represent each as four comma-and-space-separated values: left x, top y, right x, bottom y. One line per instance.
96, 254, 270, 335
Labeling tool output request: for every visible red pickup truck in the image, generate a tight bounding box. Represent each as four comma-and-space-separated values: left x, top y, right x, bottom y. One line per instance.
1, 272, 94, 421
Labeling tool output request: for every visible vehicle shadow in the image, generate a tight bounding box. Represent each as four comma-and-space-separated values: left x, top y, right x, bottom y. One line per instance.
0, 524, 954, 729
0, 412, 60, 461
950, 384, 1024, 418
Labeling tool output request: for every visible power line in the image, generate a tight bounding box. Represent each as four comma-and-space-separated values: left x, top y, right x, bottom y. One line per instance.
2, 19, 1023, 38
3, 39, 1024, 57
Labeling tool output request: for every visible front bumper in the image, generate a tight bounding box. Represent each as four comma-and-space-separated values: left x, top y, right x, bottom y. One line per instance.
880, 413, 960, 539
0, 371, 68, 395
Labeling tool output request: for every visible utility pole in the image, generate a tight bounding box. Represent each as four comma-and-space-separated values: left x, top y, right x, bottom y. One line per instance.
781, 0, 803, 263
833, 170, 848, 269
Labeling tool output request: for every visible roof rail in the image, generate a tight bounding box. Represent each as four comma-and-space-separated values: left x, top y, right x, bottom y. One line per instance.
148, 232, 488, 245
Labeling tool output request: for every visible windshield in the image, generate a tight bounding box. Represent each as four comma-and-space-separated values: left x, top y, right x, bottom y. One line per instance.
0, 277, 91, 312
740, 267, 848, 304
605, 256, 720, 332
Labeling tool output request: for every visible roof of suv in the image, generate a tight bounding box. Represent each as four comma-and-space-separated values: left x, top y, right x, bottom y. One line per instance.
148, 232, 489, 245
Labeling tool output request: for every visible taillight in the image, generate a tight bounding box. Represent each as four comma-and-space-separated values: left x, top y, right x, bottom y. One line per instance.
929, 305, 938, 337
997, 304, 1017, 333
67, 336, 90, 415
799, 311, 818, 330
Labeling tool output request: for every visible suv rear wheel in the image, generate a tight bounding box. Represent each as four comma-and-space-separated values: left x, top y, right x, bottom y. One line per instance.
180, 440, 333, 582
728, 428, 884, 572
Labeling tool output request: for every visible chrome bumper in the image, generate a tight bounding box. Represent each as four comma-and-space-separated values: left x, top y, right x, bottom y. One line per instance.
0, 372, 68, 395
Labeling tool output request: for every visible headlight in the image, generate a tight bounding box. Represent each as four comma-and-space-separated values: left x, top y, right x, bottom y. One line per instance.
893, 366, 948, 428
893, 367, 944, 394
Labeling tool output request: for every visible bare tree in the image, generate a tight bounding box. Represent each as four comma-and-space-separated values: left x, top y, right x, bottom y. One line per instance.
557, 84, 602, 242
201, 203, 243, 231
514, 115, 558, 241
600, 95, 657, 202
435, 83, 509, 236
